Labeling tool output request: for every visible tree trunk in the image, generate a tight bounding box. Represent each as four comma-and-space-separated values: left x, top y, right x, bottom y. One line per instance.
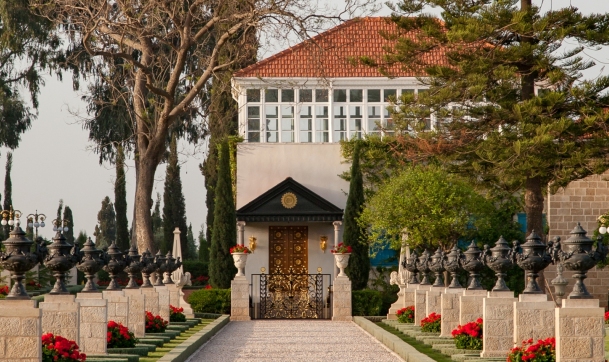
524, 176, 544, 238
134, 158, 156, 254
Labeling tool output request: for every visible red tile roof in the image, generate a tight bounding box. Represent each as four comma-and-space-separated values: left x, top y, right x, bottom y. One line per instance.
234, 17, 447, 78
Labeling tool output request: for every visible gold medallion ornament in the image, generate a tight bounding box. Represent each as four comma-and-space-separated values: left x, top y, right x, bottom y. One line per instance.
281, 192, 298, 209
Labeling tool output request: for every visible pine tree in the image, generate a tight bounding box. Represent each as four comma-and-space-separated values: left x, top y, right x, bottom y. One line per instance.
94, 196, 116, 249
370, 0, 609, 237
209, 141, 237, 288
186, 223, 197, 260
162, 135, 189, 257
198, 225, 209, 263
114, 145, 129, 250
63, 206, 75, 245
342, 142, 369, 290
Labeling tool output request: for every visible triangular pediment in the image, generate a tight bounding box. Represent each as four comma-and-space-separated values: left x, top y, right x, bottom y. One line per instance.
236, 177, 343, 222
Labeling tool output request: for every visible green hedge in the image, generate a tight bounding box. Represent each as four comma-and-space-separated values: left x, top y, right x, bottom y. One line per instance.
188, 289, 230, 314
352, 289, 383, 316
182, 260, 208, 279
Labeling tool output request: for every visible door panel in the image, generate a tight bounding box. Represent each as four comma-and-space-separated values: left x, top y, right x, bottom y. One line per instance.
269, 226, 308, 274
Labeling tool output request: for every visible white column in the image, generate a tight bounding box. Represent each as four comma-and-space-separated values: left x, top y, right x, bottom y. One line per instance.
237, 221, 246, 246
333, 221, 342, 249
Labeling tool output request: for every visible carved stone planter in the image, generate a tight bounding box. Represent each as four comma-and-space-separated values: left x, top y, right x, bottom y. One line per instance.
334, 253, 350, 277
44, 231, 80, 294
483, 236, 513, 292
514, 231, 552, 294
232, 252, 249, 277
403, 250, 420, 284
417, 249, 432, 285
444, 245, 463, 288
429, 247, 446, 287
460, 241, 484, 290
103, 241, 127, 291
76, 237, 106, 292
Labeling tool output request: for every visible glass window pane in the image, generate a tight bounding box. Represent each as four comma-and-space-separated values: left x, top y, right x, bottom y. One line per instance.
315, 89, 329, 102
248, 132, 260, 142
246, 89, 261, 102
384, 89, 397, 101
333, 89, 347, 102
265, 106, 278, 118
266, 118, 278, 131
281, 118, 294, 131
281, 89, 294, 102
350, 89, 363, 102
300, 132, 313, 143
266, 132, 278, 143
368, 89, 381, 102
281, 131, 294, 142
316, 106, 328, 117
316, 118, 329, 131
300, 106, 313, 118
248, 118, 260, 131
349, 106, 362, 118
265, 89, 278, 102
300, 89, 313, 102
281, 105, 294, 118
299, 118, 312, 131
334, 105, 346, 118
317, 131, 329, 143
334, 118, 347, 131
248, 106, 260, 118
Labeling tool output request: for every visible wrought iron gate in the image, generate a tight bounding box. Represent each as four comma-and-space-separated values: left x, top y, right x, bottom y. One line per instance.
251, 267, 332, 319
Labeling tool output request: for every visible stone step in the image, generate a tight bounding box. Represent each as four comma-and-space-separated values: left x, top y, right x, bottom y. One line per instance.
141, 334, 171, 343
464, 359, 505, 362
442, 347, 481, 356
451, 354, 482, 362
134, 344, 157, 353
88, 354, 139, 362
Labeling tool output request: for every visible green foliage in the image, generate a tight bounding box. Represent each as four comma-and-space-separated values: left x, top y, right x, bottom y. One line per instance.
2, 152, 11, 238
94, 196, 116, 249
162, 135, 189, 258
373, 1, 609, 235
186, 224, 197, 260
343, 142, 370, 290
198, 226, 209, 263
352, 290, 383, 316
182, 260, 208, 279
209, 141, 237, 288
62, 206, 75, 245
75, 231, 87, 248
114, 145, 129, 251
369, 266, 400, 315
188, 289, 231, 314
454, 334, 482, 350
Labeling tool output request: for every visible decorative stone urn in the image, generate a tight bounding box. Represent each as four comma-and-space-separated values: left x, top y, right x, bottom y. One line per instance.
417, 249, 432, 285
76, 237, 106, 292
460, 241, 485, 290
0, 226, 47, 299
402, 250, 420, 284
103, 241, 127, 291
124, 244, 143, 289
163, 250, 182, 284
44, 231, 80, 294
153, 251, 167, 286
482, 236, 514, 291
429, 247, 446, 287
551, 223, 608, 299
514, 230, 552, 294
232, 252, 249, 277
444, 244, 463, 288
139, 249, 157, 288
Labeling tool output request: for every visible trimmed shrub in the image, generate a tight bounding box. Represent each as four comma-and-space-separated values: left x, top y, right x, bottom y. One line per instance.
188, 288, 231, 314
183, 260, 209, 279
352, 289, 383, 316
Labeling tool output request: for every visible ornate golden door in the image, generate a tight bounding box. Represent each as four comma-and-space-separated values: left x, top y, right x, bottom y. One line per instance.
269, 226, 308, 274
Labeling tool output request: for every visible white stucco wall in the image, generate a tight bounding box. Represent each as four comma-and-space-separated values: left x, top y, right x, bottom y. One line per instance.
236, 143, 350, 209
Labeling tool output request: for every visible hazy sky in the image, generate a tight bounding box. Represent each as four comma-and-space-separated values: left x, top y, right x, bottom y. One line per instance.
0, 0, 607, 242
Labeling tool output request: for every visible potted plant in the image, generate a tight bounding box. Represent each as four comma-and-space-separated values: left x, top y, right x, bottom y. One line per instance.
507, 337, 555, 362
230, 245, 251, 277
331, 242, 353, 277
107, 321, 137, 348
420, 312, 441, 333
145, 311, 168, 333
451, 318, 483, 350
170, 305, 186, 322
397, 306, 415, 323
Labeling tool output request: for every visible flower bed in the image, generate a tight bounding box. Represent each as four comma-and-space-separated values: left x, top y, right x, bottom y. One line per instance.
0, 285, 8, 296
507, 337, 556, 362
420, 312, 441, 333
42, 333, 86, 362
331, 242, 352, 254
107, 321, 137, 348
170, 305, 186, 322
605, 311, 609, 324
229, 245, 251, 253
146, 311, 168, 333
451, 318, 483, 350
397, 306, 415, 323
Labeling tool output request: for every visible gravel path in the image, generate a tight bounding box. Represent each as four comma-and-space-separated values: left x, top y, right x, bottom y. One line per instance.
186, 320, 403, 362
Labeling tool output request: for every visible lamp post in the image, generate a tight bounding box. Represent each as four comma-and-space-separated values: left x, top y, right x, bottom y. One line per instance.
1, 206, 22, 231
26, 211, 46, 240
52, 218, 70, 234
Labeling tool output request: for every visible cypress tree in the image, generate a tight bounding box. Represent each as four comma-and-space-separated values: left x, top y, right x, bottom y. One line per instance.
56, 199, 63, 228
198, 226, 209, 263
114, 145, 130, 250
186, 223, 197, 260
94, 196, 116, 249
151, 193, 163, 251
2, 152, 11, 237
343, 141, 369, 290
209, 141, 237, 288
63, 206, 75, 245
162, 135, 189, 257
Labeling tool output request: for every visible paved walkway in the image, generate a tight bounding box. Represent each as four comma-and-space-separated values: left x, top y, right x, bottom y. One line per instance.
186, 320, 403, 362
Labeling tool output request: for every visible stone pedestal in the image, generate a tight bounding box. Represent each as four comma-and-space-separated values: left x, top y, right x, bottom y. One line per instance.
75, 293, 107, 355
178, 288, 195, 318
556, 299, 605, 362
387, 286, 415, 320
123, 289, 146, 337
332, 275, 352, 321
39, 294, 80, 342
0, 299, 41, 362
426, 290, 442, 316
481, 292, 517, 358
141, 288, 159, 315
440, 288, 465, 337
514, 294, 555, 346
230, 276, 251, 321
414, 289, 427, 326
102, 290, 129, 326
153, 286, 170, 322
459, 290, 486, 325
165, 284, 181, 308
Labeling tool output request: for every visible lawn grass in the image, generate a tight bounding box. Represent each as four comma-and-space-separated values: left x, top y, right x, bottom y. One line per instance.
135, 319, 214, 362
376, 322, 455, 362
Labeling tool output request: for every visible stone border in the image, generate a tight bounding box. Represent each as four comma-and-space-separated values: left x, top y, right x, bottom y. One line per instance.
353, 316, 436, 362
156, 315, 230, 362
